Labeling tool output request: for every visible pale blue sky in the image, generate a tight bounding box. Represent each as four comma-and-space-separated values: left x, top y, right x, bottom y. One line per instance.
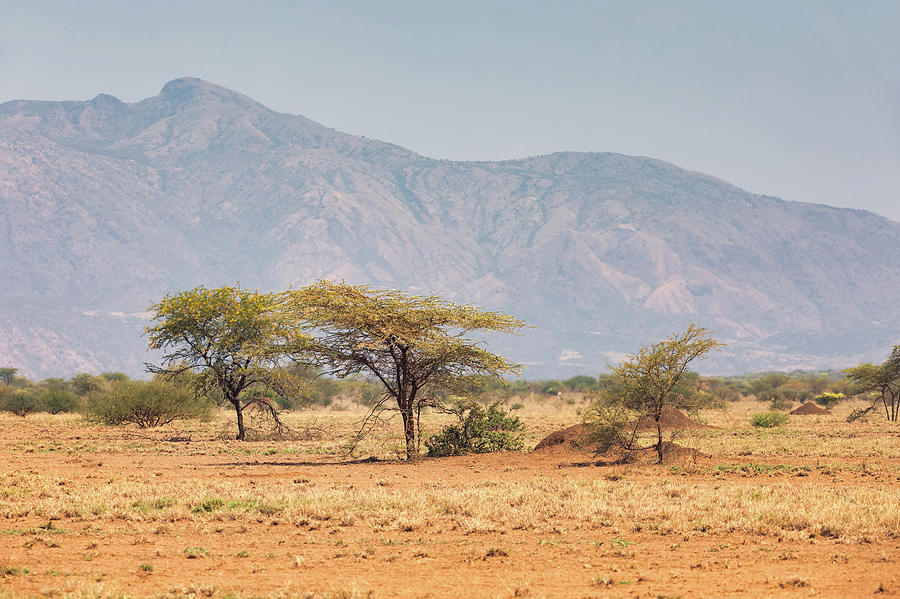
2, 1, 898, 220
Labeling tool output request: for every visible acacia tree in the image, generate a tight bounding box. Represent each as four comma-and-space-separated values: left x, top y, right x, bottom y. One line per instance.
845, 347, 900, 421
584, 324, 722, 464
277, 281, 525, 460
146, 285, 307, 440
0, 367, 17, 386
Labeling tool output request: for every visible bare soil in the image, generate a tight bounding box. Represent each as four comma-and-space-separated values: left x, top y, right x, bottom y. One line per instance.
1, 412, 898, 599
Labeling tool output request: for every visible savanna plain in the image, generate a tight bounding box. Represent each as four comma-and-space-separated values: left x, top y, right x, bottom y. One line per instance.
1, 395, 898, 599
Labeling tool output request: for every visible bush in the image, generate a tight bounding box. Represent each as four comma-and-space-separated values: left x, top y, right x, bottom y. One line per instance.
750, 412, 789, 428
38, 388, 81, 414
814, 392, 845, 409
540, 380, 565, 395
87, 380, 212, 427
563, 375, 598, 393
426, 401, 524, 457
0, 390, 40, 417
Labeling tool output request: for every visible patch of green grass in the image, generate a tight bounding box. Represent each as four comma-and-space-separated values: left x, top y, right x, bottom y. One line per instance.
190, 497, 281, 514
750, 412, 789, 428
715, 463, 810, 475
131, 497, 175, 513
184, 546, 207, 559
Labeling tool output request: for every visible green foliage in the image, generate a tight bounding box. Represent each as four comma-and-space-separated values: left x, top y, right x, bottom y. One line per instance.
750, 412, 789, 428
583, 324, 722, 464
844, 349, 900, 421
0, 390, 40, 417
0, 367, 18, 386
563, 375, 599, 392
357, 383, 384, 407
582, 383, 642, 453
278, 281, 525, 459
68, 373, 103, 396
814, 392, 845, 409
540, 380, 565, 395
146, 285, 308, 439
37, 388, 80, 414
426, 400, 524, 457
86, 380, 212, 428
99, 372, 130, 383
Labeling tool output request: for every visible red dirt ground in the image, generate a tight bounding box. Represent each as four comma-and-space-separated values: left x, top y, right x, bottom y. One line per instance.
1, 417, 898, 598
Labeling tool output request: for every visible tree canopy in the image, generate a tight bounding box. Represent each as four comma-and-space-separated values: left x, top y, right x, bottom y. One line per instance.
845, 347, 900, 421
146, 285, 308, 440
276, 280, 525, 459
0, 367, 17, 386
584, 324, 723, 463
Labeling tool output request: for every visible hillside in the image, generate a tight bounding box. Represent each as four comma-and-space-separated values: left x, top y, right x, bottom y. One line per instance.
1, 77, 899, 378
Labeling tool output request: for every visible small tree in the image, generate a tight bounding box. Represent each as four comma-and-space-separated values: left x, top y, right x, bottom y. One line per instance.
0, 367, 18, 386
69, 373, 104, 397
278, 281, 524, 460
146, 285, 307, 440
845, 348, 900, 421
584, 324, 722, 464
813, 392, 845, 410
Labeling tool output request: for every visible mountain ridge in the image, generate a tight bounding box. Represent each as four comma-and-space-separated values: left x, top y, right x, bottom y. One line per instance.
1, 77, 898, 378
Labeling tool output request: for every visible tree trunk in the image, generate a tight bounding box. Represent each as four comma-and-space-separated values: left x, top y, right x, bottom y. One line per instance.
233, 399, 245, 441
401, 404, 417, 461
655, 419, 664, 465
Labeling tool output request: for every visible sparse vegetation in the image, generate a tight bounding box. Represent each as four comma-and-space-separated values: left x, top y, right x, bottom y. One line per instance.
86, 380, 212, 427
145, 285, 308, 440
583, 324, 722, 463
277, 281, 525, 460
425, 400, 524, 457
750, 412, 789, 428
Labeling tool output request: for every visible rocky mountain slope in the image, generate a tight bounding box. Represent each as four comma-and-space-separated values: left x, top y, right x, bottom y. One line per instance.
1, 77, 898, 378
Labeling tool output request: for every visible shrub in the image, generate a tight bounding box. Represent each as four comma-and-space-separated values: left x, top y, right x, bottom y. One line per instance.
814, 392, 845, 409
540, 380, 565, 395
86, 380, 212, 427
99, 372, 130, 383
0, 390, 40, 417
38, 388, 81, 414
358, 384, 383, 407
750, 412, 789, 428
68, 373, 104, 397
563, 375, 598, 392
426, 401, 524, 457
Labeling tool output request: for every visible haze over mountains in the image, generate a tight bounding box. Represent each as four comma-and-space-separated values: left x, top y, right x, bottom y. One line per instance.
1, 77, 899, 379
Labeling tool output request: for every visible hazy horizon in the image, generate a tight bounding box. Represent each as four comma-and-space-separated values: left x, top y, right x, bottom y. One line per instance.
2, 1, 898, 221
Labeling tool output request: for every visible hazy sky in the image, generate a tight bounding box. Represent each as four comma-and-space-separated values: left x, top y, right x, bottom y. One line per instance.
2, 1, 898, 220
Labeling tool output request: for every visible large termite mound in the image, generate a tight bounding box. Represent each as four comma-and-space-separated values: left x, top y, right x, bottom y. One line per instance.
789, 402, 830, 415
636, 406, 715, 430
533, 424, 587, 453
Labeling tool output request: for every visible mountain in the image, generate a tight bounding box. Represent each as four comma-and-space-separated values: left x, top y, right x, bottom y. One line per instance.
1, 77, 899, 379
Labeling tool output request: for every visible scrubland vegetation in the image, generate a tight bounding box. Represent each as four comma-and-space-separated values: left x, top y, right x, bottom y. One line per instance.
2, 285, 899, 597
0, 390, 897, 598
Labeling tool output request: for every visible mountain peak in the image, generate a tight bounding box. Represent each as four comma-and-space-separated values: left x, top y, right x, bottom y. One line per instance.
158, 77, 262, 110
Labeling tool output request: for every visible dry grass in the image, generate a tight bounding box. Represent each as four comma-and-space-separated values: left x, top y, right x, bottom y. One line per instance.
2, 395, 899, 543
1, 395, 899, 598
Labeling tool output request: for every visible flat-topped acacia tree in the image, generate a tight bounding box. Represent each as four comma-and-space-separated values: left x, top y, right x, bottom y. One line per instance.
146, 285, 307, 440
277, 281, 525, 460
